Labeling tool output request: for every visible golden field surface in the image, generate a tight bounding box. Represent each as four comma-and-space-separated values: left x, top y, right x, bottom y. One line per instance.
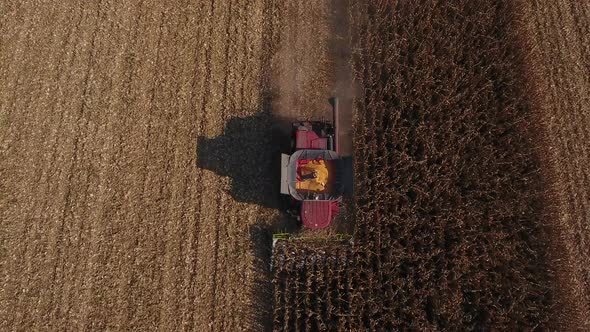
0, 0, 335, 330
1, 0, 589, 330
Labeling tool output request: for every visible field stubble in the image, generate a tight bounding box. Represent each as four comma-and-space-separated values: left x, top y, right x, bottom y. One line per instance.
1, 0, 588, 330
0, 0, 303, 330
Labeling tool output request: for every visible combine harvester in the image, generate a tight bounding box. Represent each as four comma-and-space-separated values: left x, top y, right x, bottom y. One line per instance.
275, 98, 353, 244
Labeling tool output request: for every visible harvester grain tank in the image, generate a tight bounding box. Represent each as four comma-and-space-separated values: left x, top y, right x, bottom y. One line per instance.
279, 98, 351, 229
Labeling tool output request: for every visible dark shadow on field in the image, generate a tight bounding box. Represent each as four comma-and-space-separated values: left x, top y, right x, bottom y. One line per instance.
196, 111, 291, 209
248, 222, 274, 332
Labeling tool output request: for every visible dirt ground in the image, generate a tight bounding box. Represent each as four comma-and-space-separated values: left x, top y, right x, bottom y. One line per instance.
517, 1, 590, 329
0, 0, 341, 330
1, 0, 589, 330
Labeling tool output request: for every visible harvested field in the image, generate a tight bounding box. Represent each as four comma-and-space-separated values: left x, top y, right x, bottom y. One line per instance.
1, 0, 588, 330
0, 0, 269, 330
1, 0, 350, 328
516, 0, 590, 329
0, 0, 334, 330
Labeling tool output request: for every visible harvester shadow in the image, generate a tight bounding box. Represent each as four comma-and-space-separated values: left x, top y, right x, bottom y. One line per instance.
196, 110, 291, 209
197, 112, 293, 331
248, 222, 274, 332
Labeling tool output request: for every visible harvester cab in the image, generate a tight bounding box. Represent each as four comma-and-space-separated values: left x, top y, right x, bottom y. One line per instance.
279, 98, 352, 229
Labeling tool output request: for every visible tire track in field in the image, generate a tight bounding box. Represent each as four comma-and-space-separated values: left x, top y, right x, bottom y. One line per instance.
75, 1, 162, 329
179, 2, 213, 331
0, 1, 59, 327
187, 0, 217, 330
140, 6, 180, 329
2, 2, 81, 327
119, 1, 214, 330
121, 3, 166, 329
47, 5, 128, 328
1, 0, 62, 277
523, 7, 584, 327
568, 2, 590, 71
192, 0, 234, 327
0, 1, 24, 129
25, 3, 87, 326
47, 6, 108, 325
31, 3, 84, 296
159, 14, 206, 326
0, 1, 19, 41
52, 2, 128, 325
105, 2, 152, 330
145, 2, 193, 328
208, 0, 234, 327
10, 0, 104, 326
62, 2, 143, 330
77, 1, 162, 329
44, 1, 106, 327
0, 1, 36, 128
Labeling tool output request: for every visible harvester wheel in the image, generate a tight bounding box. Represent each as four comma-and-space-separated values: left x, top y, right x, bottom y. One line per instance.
286, 208, 298, 219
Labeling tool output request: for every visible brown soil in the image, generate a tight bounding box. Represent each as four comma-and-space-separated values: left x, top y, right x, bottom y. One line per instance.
1, 0, 588, 330
0, 0, 322, 330
516, 0, 590, 330
0, 0, 350, 329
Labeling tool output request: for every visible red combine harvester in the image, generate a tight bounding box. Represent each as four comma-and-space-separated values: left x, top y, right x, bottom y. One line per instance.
280, 98, 350, 230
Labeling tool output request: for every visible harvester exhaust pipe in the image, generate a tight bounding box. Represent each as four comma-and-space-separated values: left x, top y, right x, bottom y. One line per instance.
332, 97, 340, 154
